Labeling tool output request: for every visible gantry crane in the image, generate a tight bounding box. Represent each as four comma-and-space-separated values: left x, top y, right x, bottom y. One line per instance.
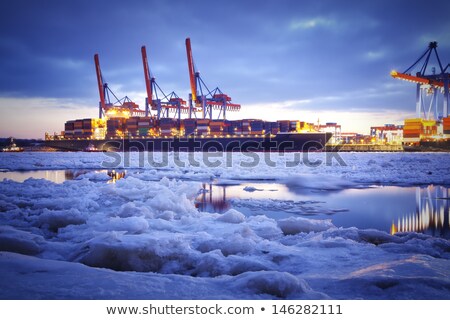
391, 41, 450, 120
141, 46, 188, 122
185, 38, 241, 120
94, 54, 144, 118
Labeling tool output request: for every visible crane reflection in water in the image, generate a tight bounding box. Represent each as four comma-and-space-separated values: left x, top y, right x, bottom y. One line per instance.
391, 185, 449, 238
195, 183, 230, 213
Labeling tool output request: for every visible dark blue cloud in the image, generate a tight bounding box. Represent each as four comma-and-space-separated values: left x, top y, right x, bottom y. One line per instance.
0, 0, 449, 113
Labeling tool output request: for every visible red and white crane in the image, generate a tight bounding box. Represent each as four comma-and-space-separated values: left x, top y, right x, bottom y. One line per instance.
141, 45, 188, 121
185, 38, 241, 120
94, 53, 143, 118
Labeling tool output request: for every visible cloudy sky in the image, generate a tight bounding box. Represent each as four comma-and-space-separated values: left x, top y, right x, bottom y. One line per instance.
1, 0, 449, 138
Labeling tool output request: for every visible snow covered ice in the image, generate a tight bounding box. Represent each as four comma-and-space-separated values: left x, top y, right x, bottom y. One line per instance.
0, 151, 450, 299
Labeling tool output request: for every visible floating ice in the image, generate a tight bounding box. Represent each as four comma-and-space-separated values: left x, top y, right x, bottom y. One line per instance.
243, 186, 263, 192
0, 152, 449, 299
283, 174, 358, 191
1, 152, 450, 186
278, 217, 335, 234
217, 209, 246, 224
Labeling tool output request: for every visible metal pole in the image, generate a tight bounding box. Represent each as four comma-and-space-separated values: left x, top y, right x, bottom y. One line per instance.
157, 100, 161, 120
223, 100, 226, 120
416, 83, 422, 117
202, 98, 206, 119
444, 77, 449, 117
189, 94, 193, 119
209, 100, 213, 120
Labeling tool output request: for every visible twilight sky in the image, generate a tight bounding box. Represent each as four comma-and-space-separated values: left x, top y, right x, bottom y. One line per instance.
1, 0, 449, 138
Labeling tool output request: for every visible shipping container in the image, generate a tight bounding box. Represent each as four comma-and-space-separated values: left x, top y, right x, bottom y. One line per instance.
160, 118, 176, 125
197, 120, 210, 126
138, 128, 149, 136
442, 117, 450, 129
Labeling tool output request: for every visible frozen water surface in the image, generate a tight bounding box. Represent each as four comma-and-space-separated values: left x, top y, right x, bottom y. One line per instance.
0, 152, 449, 299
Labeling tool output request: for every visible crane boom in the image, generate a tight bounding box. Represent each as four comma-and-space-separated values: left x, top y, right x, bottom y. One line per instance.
391, 41, 450, 118
141, 46, 153, 117
185, 38, 197, 102
94, 54, 106, 117
391, 70, 448, 88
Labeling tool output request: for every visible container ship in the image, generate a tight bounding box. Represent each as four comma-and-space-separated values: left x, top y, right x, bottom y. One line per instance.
45, 117, 332, 152
45, 39, 331, 152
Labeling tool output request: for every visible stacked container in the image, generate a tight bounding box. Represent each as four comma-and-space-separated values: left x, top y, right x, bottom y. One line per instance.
403, 118, 423, 140
74, 120, 83, 137
290, 120, 300, 132
242, 119, 251, 135
197, 119, 210, 135
250, 120, 264, 135
229, 120, 242, 135
443, 117, 450, 134
106, 119, 124, 138
126, 117, 139, 136
209, 120, 224, 135
299, 121, 306, 130
160, 118, 176, 136
264, 121, 279, 135
223, 120, 232, 135
137, 117, 153, 137
64, 120, 75, 138
82, 118, 95, 138
421, 119, 437, 136
277, 120, 290, 133
183, 119, 196, 136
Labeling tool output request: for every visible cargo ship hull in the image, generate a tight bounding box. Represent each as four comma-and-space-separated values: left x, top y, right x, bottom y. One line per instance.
45, 132, 332, 152
403, 139, 450, 152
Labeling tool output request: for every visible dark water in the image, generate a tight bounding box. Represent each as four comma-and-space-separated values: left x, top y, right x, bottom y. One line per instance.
1, 169, 448, 238
196, 182, 450, 239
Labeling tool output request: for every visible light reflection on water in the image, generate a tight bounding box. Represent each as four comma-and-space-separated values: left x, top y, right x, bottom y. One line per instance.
196, 182, 450, 239
0, 170, 448, 238
392, 186, 449, 238
0, 169, 126, 183
0, 170, 70, 183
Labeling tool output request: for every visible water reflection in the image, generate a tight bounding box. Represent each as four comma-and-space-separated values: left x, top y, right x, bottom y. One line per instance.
0, 170, 69, 183
392, 186, 449, 238
197, 182, 450, 239
106, 170, 126, 183
0, 169, 126, 183
196, 183, 230, 212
